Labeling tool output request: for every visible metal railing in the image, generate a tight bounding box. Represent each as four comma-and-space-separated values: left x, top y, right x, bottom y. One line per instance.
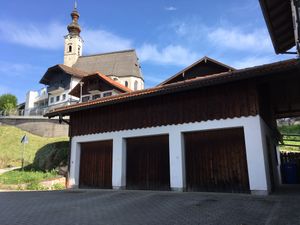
0, 108, 49, 117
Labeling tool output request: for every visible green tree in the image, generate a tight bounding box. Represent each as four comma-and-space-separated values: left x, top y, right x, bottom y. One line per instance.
0, 94, 18, 113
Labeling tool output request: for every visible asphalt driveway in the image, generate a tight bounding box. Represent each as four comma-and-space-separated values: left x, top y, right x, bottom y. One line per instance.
0, 190, 299, 225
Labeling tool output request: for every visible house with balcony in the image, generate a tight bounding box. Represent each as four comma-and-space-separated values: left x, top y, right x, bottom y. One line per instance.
69, 72, 131, 103
24, 5, 143, 116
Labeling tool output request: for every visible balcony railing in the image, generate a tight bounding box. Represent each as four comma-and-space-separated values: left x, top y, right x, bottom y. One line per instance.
47, 85, 67, 94
0, 108, 49, 117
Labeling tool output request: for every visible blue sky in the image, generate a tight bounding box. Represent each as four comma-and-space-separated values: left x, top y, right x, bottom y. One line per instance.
0, 0, 293, 103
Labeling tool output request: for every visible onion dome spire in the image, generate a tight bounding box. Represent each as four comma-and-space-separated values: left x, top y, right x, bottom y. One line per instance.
67, 1, 81, 36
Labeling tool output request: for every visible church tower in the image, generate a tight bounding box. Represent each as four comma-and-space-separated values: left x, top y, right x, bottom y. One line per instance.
64, 2, 83, 67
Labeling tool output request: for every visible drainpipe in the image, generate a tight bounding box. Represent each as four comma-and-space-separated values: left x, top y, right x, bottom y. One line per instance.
79, 81, 84, 103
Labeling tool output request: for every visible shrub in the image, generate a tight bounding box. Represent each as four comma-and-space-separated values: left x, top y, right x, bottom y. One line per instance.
0, 94, 17, 113
30, 141, 69, 171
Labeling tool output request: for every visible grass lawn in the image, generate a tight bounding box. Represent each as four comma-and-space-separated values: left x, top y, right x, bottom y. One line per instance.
0, 169, 65, 190
0, 170, 58, 185
0, 125, 69, 168
278, 124, 300, 152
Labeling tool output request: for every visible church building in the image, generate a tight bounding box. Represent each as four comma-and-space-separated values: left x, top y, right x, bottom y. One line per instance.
25, 5, 144, 115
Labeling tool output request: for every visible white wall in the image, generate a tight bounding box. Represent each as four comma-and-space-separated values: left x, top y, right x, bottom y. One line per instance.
259, 118, 281, 188
25, 91, 39, 115
69, 115, 271, 195
64, 35, 83, 67
115, 76, 144, 91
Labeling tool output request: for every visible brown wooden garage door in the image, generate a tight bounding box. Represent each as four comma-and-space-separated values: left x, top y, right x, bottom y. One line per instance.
126, 135, 170, 190
184, 128, 250, 193
79, 140, 112, 189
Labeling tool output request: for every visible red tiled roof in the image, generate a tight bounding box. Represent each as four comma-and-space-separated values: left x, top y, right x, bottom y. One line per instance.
46, 58, 299, 117
95, 72, 132, 92
69, 72, 132, 97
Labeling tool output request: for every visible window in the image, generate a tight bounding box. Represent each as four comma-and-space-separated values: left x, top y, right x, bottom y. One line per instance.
134, 81, 138, 91
56, 96, 60, 102
50, 97, 54, 104
92, 94, 101, 100
125, 81, 128, 87
82, 96, 90, 102
78, 46, 81, 55
69, 45, 72, 52
62, 94, 66, 101
103, 92, 112, 97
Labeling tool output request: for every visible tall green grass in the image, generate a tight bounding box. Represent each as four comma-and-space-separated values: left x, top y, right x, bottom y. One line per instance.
278, 124, 300, 152
0, 125, 69, 168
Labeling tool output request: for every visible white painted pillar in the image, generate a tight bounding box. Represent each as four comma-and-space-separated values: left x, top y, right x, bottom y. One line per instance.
169, 130, 186, 191
243, 117, 270, 195
276, 146, 282, 185
112, 137, 126, 189
69, 140, 81, 188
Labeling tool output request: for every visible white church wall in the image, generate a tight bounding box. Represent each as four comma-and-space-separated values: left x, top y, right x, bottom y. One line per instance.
118, 76, 144, 91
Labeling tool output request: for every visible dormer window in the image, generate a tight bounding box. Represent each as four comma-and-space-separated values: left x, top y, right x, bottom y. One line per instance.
125, 81, 129, 87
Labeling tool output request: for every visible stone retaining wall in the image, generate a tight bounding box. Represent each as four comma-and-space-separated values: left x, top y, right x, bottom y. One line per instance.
0, 117, 69, 137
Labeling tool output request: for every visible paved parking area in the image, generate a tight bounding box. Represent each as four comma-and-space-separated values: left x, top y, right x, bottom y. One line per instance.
0, 190, 299, 225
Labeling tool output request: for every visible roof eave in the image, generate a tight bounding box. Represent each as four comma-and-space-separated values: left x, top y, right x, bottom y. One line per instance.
46, 59, 300, 118
259, 0, 295, 54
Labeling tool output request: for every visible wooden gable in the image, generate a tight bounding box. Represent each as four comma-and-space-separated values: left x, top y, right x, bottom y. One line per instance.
159, 56, 234, 85
69, 73, 130, 98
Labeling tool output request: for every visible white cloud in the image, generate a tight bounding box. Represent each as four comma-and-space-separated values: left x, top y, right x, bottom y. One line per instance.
83, 29, 132, 54
138, 44, 198, 66
144, 75, 164, 84
0, 21, 64, 49
0, 20, 132, 54
208, 27, 273, 52
165, 6, 177, 11
169, 20, 273, 54
232, 56, 274, 69
0, 61, 40, 77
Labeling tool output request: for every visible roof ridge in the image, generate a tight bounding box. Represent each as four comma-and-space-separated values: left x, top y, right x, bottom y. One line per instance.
79, 49, 136, 58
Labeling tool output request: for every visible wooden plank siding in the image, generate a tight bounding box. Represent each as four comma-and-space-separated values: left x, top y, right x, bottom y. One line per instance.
126, 135, 170, 190
79, 140, 113, 189
70, 81, 259, 137
184, 128, 250, 193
